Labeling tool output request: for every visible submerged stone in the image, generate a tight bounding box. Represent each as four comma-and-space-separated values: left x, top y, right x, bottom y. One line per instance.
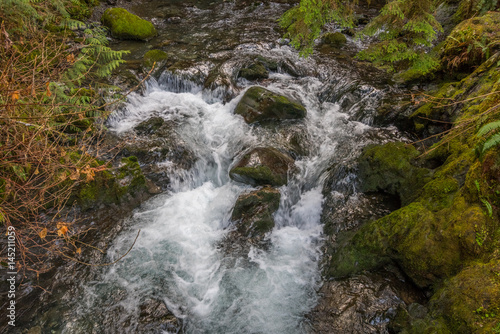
229, 147, 295, 186
234, 86, 306, 124
231, 186, 281, 238
101, 8, 157, 41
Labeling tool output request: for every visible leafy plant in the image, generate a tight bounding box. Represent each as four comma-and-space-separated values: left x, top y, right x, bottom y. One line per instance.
0, 0, 128, 272
477, 120, 500, 155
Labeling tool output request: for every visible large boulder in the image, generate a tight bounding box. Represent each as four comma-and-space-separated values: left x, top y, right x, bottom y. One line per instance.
231, 187, 281, 239
229, 147, 296, 186
234, 86, 306, 124
101, 8, 157, 41
357, 142, 431, 206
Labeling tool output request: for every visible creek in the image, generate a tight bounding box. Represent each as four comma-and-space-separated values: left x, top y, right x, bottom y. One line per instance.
21, 1, 414, 333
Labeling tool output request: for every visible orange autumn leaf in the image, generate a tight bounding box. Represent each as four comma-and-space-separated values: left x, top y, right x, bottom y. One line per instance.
39, 228, 47, 239
66, 53, 75, 64
57, 223, 69, 236
11, 91, 20, 100
45, 82, 52, 97
76, 248, 82, 254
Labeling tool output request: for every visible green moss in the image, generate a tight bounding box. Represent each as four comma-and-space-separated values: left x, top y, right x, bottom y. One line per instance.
418, 176, 460, 211
143, 49, 168, 69
234, 86, 306, 124
441, 12, 500, 71
232, 187, 281, 237
101, 8, 157, 41
76, 156, 147, 210
358, 142, 431, 205
430, 259, 500, 333
322, 32, 347, 47
238, 62, 269, 81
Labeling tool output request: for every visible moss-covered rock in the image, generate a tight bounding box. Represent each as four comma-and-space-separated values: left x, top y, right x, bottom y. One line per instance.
322, 32, 347, 47
231, 186, 281, 238
441, 12, 500, 71
358, 141, 431, 206
76, 156, 147, 210
425, 259, 500, 333
238, 62, 269, 81
229, 147, 296, 186
234, 86, 306, 124
412, 52, 500, 137
101, 8, 157, 41
143, 49, 168, 69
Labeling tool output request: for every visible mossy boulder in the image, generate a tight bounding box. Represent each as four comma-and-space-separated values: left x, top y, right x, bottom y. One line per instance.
322, 32, 347, 47
143, 49, 168, 69
76, 156, 147, 210
358, 142, 432, 206
231, 187, 281, 238
234, 86, 306, 124
427, 259, 500, 333
328, 196, 487, 287
229, 147, 296, 186
101, 8, 157, 41
441, 12, 500, 71
238, 62, 269, 81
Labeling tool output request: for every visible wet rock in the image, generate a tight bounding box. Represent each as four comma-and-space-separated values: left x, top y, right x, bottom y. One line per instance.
137, 298, 182, 333
143, 49, 168, 71
322, 32, 347, 47
134, 116, 165, 135
103, 118, 195, 190
229, 147, 295, 186
238, 62, 269, 81
309, 270, 424, 334
234, 86, 306, 124
231, 186, 281, 238
101, 8, 157, 41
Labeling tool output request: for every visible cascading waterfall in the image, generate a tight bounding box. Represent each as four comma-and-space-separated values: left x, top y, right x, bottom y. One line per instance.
62, 48, 396, 333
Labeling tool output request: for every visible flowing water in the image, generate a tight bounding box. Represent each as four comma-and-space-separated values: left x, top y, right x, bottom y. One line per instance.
61, 62, 401, 333
20, 2, 410, 333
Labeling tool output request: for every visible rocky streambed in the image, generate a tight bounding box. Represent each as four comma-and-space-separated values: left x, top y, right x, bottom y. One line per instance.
9, 1, 435, 333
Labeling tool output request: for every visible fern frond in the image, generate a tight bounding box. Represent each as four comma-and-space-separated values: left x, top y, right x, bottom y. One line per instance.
478, 120, 500, 137
482, 133, 500, 153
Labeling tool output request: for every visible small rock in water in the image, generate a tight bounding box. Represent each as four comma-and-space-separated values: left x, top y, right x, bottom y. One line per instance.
231, 186, 281, 238
234, 86, 306, 124
229, 147, 296, 186
137, 298, 182, 333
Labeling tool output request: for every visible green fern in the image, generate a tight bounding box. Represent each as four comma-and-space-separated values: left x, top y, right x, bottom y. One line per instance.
478, 120, 500, 154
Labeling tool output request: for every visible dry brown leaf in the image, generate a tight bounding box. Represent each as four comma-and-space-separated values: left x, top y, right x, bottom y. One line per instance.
39, 228, 47, 239
57, 225, 68, 237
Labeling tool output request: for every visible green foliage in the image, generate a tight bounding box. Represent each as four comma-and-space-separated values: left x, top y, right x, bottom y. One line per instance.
63, 23, 129, 85
455, 0, 500, 21
357, 0, 442, 75
441, 12, 500, 70
478, 120, 500, 154
279, 0, 357, 56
